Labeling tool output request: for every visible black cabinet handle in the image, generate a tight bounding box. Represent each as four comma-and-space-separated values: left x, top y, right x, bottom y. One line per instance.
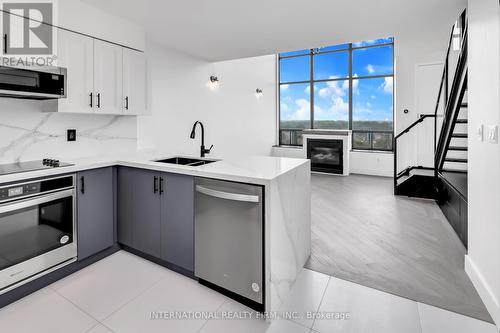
3, 34, 7, 54
153, 176, 158, 193
80, 176, 85, 194
159, 177, 164, 195
97, 93, 101, 108
125, 96, 129, 110
89, 92, 93, 107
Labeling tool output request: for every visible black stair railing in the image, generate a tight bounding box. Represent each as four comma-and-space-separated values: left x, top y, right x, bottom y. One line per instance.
393, 115, 436, 193
393, 9, 467, 195
435, 23, 468, 172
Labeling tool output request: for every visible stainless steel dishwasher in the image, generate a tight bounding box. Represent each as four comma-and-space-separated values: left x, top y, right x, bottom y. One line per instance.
194, 177, 263, 309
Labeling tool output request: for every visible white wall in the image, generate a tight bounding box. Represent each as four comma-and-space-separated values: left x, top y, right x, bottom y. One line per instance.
465, 0, 500, 327
394, 38, 451, 171
138, 42, 276, 158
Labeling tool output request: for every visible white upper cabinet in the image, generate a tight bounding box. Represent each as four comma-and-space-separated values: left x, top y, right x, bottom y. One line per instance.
47, 29, 147, 115
123, 48, 148, 116
94, 40, 123, 115
56, 29, 94, 114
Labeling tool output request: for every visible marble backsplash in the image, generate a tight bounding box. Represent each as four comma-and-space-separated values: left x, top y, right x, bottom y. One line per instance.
0, 99, 137, 164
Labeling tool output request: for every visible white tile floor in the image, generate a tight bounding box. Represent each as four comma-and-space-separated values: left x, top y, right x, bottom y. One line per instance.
0, 251, 497, 333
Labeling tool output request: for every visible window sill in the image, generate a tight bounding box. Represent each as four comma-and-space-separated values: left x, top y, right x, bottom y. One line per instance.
351, 149, 394, 154
272, 145, 303, 149
273, 146, 394, 154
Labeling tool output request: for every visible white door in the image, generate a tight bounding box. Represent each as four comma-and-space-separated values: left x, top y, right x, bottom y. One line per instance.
94, 40, 123, 115
56, 29, 94, 114
123, 48, 148, 115
415, 63, 443, 168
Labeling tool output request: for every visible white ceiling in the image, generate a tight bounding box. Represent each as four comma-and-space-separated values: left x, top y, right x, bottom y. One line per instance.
81, 0, 466, 61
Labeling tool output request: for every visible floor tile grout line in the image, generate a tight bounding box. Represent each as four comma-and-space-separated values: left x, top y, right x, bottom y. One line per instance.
98, 321, 116, 333
84, 322, 115, 333
310, 276, 331, 331
51, 288, 103, 328
416, 302, 424, 333
96, 274, 169, 324
195, 298, 228, 333
312, 269, 494, 325
84, 322, 100, 333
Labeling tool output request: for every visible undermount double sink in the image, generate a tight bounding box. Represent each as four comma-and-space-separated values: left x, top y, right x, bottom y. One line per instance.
153, 157, 218, 167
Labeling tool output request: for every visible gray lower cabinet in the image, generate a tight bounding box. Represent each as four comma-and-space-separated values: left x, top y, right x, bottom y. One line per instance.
77, 167, 115, 261
117, 168, 161, 257
117, 167, 134, 247
161, 173, 194, 271
117, 167, 194, 271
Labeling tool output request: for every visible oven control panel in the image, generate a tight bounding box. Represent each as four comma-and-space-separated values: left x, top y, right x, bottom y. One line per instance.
0, 175, 73, 203
0, 183, 40, 201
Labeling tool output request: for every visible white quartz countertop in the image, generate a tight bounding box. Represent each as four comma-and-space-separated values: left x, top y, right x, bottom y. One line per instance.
0, 150, 310, 185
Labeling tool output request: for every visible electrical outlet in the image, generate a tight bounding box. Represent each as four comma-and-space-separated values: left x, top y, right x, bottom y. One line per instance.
67, 129, 76, 142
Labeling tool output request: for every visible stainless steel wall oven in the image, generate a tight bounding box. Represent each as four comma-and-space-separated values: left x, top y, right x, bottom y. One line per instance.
0, 175, 77, 294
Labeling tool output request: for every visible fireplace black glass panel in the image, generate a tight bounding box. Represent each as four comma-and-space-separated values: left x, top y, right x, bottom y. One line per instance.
307, 139, 343, 174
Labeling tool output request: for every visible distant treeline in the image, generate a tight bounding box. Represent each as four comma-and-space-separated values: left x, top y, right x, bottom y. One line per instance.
280, 120, 393, 131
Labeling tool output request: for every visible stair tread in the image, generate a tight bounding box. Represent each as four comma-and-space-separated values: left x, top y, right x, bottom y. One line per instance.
395, 174, 438, 199
456, 119, 468, 124
448, 146, 468, 151
445, 158, 468, 163
461, 103, 468, 108
442, 169, 468, 174
452, 133, 468, 138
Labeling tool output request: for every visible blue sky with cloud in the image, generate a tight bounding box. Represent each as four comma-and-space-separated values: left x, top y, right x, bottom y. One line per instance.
280, 39, 393, 124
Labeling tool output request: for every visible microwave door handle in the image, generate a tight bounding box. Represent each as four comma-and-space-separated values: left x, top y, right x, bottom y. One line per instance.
0, 189, 74, 215
195, 185, 259, 203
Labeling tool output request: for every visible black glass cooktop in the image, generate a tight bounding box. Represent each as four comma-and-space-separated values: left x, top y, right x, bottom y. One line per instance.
0, 159, 73, 176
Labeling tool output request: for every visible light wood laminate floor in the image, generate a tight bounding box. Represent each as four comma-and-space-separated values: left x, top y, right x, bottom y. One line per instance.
305, 174, 492, 323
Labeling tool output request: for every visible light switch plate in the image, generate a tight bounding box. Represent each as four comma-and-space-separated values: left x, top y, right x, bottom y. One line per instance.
478, 124, 484, 142
488, 125, 498, 144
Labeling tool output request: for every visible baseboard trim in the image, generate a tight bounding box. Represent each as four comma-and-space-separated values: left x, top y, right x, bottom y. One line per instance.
349, 169, 393, 177
465, 255, 500, 327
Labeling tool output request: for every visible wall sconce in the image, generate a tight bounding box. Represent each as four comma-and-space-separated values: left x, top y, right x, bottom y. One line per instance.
255, 88, 263, 98
207, 75, 219, 89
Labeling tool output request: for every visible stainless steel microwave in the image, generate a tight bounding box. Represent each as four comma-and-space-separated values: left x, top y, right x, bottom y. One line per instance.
0, 65, 66, 100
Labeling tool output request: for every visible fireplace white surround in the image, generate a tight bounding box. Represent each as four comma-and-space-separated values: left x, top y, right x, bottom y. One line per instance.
302, 129, 352, 176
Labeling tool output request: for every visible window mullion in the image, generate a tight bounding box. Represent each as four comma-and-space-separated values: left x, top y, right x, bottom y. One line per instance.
348, 43, 353, 131
310, 49, 314, 129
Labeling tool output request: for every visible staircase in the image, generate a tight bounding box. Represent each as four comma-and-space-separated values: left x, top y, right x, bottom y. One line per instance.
394, 10, 469, 246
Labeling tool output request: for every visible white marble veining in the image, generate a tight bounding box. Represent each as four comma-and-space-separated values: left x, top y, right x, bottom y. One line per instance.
0, 99, 137, 164
267, 161, 311, 312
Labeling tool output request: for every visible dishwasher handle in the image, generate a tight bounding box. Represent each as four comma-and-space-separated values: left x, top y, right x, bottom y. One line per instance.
195, 185, 260, 203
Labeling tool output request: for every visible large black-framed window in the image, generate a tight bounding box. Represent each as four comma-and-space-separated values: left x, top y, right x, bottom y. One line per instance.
278, 38, 394, 151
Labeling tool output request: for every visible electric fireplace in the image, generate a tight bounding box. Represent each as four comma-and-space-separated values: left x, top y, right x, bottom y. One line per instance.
307, 139, 344, 174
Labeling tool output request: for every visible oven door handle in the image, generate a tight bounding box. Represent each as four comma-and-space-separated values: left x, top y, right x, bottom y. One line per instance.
0, 189, 74, 215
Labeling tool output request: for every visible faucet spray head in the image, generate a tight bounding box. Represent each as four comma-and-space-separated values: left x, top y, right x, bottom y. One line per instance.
190, 122, 197, 139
